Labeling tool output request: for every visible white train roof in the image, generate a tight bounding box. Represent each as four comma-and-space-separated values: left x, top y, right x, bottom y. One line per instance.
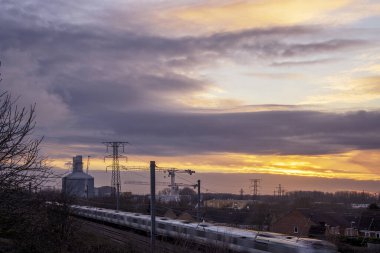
71, 205, 336, 249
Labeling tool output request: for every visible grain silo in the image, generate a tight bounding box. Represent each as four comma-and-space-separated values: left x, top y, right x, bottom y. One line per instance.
62, 155, 94, 198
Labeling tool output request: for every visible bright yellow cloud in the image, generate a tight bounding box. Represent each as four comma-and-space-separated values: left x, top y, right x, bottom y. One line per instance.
165, 0, 352, 33
51, 149, 380, 181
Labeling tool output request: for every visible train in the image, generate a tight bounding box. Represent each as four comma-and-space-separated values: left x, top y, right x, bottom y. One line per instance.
70, 204, 338, 253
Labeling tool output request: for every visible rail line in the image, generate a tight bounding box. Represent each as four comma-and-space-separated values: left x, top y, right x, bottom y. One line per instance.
77, 218, 202, 253
69, 204, 338, 253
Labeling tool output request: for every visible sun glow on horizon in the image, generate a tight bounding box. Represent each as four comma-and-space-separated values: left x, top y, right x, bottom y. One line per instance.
50, 149, 380, 181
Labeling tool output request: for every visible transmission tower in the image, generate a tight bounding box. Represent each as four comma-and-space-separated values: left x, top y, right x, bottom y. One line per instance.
249, 179, 261, 199
275, 184, 285, 197
103, 141, 128, 210
240, 188, 244, 200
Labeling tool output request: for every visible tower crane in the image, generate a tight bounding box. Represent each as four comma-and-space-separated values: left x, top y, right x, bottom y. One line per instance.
121, 166, 195, 198
124, 180, 197, 189
164, 168, 195, 196
124, 179, 201, 221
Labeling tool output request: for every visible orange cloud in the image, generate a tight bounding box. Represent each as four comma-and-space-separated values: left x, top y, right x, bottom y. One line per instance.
50, 149, 380, 181
164, 0, 352, 33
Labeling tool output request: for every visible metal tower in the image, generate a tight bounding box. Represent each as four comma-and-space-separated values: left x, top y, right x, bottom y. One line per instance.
275, 184, 285, 197
249, 179, 261, 199
103, 141, 128, 210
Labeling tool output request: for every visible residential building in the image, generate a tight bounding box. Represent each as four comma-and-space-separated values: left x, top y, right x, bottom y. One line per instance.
270, 209, 351, 239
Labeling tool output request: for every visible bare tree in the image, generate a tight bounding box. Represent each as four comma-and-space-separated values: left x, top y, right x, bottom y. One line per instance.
0, 59, 51, 191
0, 91, 51, 192
0, 62, 58, 252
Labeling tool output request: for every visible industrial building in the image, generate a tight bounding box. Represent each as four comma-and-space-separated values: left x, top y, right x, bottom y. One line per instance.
204, 199, 253, 210
94, 186, 114, 197
62, 155, 94, 198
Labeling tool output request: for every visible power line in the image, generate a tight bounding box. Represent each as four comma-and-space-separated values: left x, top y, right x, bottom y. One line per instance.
175, 174, 216, 193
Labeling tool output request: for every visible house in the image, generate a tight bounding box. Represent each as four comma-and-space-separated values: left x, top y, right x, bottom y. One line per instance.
357, 210, 380, 238
270, 209, 352, 239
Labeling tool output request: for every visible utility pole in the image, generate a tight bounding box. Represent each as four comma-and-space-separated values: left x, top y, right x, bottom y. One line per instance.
150, 161, 156, 253
240, 188, 244, 200
197, 179, 201, 222
86, 155, 91, 174
122, 162, 196, 252
85, 155, 91, 199
103, 141, 128, 211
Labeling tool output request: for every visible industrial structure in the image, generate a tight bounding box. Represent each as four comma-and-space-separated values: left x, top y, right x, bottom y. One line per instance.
103, 141, 128, 210
123, 167, 196, 202
62, 155, 94, 197
274, 184, 286, 197
249, 178, 261, 199
163, 168, 195, 202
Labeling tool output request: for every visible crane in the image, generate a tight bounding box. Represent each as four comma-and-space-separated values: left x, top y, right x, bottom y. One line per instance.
124, 180, 197, 188
124, 179, 201, 221
122, 165, 196, 201
164, 168, 195, 196
121, 166, 195, 197
64, 161, 72, 173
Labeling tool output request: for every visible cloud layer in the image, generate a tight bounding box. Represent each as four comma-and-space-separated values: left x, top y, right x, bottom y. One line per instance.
0, 0, 379, 177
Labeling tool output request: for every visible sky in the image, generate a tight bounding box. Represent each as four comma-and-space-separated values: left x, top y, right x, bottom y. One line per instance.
1, 0, 380, 194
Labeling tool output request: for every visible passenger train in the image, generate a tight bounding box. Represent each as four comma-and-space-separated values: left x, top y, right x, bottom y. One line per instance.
70, 204, 338, 253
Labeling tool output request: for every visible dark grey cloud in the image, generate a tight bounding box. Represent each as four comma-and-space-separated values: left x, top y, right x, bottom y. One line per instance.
44, 109, 380, 156
0, 1, 376, 159
0, 8, 367, 68
0, 15, 366, 108
276, 39, 365, 57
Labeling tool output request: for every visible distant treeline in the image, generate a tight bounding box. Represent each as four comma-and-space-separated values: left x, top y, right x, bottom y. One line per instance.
203, 190, 378, 204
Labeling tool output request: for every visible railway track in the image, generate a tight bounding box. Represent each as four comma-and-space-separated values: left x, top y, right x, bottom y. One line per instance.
82, 221, 133, 245
77, 218, 202, 253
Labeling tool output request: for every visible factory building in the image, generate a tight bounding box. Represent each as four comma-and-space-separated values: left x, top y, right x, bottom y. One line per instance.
94, 186, 114, 197
62, 155, 94, 198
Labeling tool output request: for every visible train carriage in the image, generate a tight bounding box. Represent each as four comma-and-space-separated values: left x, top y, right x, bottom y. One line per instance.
69, 204, 338, 253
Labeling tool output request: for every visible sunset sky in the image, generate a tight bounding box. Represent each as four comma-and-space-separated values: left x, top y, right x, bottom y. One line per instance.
1, 0, 380, 194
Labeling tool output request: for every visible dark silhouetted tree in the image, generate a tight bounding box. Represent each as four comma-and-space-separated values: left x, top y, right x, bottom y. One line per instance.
368, 203, 380, 210
0, 91, 51, 192
0, 62, 63, 252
